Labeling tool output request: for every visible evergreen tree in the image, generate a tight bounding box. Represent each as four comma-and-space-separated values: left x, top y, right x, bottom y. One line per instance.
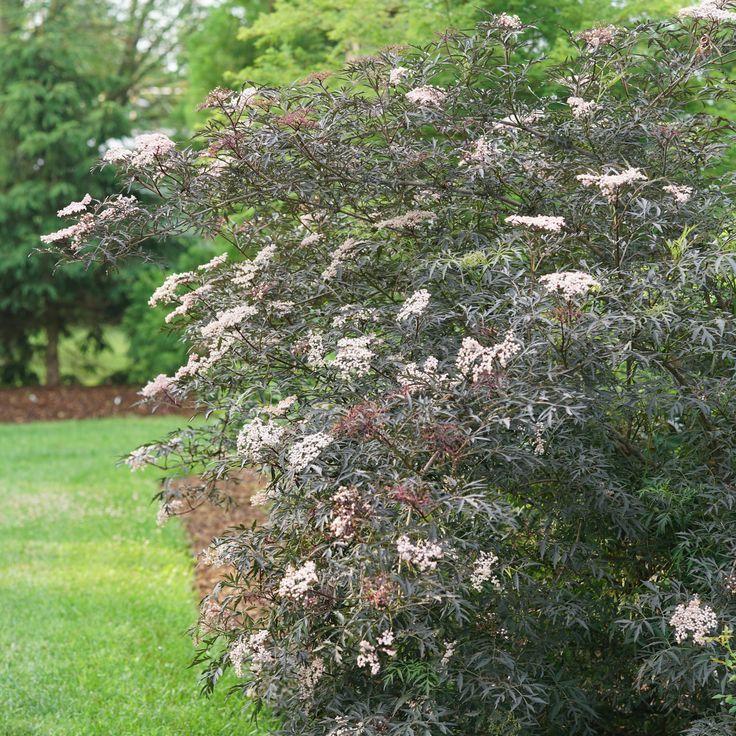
0, 0, 196, 385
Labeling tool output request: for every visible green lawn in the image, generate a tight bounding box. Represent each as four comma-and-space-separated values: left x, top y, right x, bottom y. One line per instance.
0, 417, 269, 736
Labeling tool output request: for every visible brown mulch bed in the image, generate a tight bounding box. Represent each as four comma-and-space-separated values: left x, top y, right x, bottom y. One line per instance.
0, 385, 190, 423
176, 469, 267, 599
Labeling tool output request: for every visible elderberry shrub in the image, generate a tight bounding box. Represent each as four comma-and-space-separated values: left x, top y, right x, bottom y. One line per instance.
47, 6, 736, 735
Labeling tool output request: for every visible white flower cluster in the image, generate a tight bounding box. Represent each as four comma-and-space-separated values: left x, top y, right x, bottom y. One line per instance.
389, 66, 409, 86
470, 551, 501, 591
398, 356, 448, 391
440, 640, 456, 668
57, 193, 91, 218
577, 25, 618, 51
332, 336, 375, 378
104, 133, 176, 167
200, 304, 257, 339
266, 395, 297, 417
459, 136, 497, 167
200, 541, 236, 568
156, 498, 187, 527
229, 630, 275, 677
567, 96, 597, 119
300, 232, 323, 248
396, 289, 431, 322
330, 716, 366, 736
506, 214, 565, 232
329, 486, 364, 540
679, 1, 736, 22
357, 631, 397, 675
278, 560, 319, 602
333, 304, 379, 329
322, 237, 361, 280
539, 271, 601, 300
148, 270, 194, 307
397, 536, 444, 571
303, 330, 326, 368
236, 417, 285, 458
669, 596, 718, 645
375, 210, 436, 230
164, 284, 212, 323
533, 422, 546, 456
288, 432, 333, 472
663, 184, 694, 203
124, 445, 156, 471
456, 332, 522, 380
405, 85, 446, 107
296, 657, 326, 700
232, 244, 277, 288
577, 167, 647, 200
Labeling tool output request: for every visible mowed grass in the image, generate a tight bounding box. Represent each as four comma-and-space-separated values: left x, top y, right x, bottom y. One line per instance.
0, 417, 269, 736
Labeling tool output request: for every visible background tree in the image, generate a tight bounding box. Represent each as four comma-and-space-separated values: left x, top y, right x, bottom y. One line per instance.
0, 0, 197, 385
186, 0, 691, 91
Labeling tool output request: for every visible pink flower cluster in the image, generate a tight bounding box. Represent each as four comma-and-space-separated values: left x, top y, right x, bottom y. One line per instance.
663, 184, 693, 203
567, 97, 597, 119
57, 193, 91, 218
140, 373, 175, 399
322, 237, 360, 280
577, 25, 618, 51
577, 167, 647, 200
124, 445, 156, 471
103, 133, 176, 167
459, 136, 496, 168
164, 284, 212, 323
40, 214, 95, 249
679, 1, 736, 22
456, 332, 522, 380
148, 271, 194, 307
405, 86, 447, 107
388, 66, 409, 86
200, 304, 257, 339
97, 195, 138, 222
494, 13, 523, 31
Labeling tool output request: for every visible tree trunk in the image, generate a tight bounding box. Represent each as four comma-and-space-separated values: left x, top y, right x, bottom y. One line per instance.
45, 321, 60, 387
